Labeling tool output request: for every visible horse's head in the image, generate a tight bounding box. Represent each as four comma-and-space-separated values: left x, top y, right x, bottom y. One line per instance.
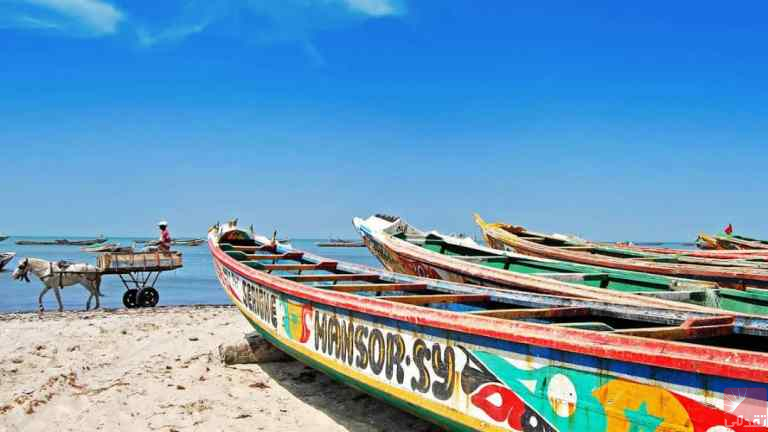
12, 258, 31, 282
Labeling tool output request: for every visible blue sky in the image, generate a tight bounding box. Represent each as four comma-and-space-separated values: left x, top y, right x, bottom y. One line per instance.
0, 1, 766, 240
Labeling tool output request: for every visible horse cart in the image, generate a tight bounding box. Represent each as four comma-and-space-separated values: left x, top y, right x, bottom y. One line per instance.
97, 251, 183, 308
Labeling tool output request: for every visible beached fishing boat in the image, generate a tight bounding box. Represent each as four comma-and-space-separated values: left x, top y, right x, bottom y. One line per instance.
698, 233, 768, 251
210, 219, 768, 432
354, 215, 768, 316
611, 241, 768, 260
0, 252, 15, 271
475, 214, 768, 290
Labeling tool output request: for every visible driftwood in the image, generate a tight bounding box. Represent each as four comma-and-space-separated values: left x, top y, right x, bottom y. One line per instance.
218, 332, 292, 365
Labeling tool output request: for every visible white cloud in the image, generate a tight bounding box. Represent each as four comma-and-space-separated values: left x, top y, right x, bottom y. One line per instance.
1, 0, 405, 49
343, 0, 399, 17
0, 0, 123, 36
27, 0, 123, 33
137, 22, 209, 47
134, 0, 406, 48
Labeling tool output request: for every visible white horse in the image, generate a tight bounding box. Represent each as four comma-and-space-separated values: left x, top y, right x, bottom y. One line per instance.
12, 258, 103, 312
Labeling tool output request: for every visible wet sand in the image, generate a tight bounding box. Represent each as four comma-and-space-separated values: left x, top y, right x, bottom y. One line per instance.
0, 305, 434, 431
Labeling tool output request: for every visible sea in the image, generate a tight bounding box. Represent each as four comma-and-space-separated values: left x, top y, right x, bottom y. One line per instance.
0, 237, 382, 313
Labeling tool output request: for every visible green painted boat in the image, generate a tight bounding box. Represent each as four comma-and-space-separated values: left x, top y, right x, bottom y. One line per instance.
355, 214, 768, 316
210, 219, 768, 432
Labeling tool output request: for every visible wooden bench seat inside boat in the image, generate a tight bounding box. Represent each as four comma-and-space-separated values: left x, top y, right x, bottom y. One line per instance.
219, 240, 749, 343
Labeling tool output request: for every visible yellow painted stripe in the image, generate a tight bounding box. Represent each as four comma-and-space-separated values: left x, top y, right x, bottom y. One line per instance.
222, 284, 509, 432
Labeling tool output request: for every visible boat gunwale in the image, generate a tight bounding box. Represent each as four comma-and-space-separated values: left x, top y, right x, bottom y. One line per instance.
480, 220, 768, 282
209, 234, 768, 384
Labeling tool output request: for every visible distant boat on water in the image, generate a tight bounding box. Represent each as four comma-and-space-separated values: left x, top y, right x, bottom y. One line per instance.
316, 237, 365, 247
81, 243, 134, 253
16, 236, 108, 246
0, 234, 8, 242
135, 238, 206, 247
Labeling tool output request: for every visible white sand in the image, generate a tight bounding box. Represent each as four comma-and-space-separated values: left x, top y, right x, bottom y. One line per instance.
0, 306, 434, 432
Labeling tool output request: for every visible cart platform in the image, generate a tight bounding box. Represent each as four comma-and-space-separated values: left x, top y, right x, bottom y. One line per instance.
97, 251, 183, 274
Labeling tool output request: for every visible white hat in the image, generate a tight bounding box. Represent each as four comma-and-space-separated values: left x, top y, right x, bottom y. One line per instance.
157, 220, 168, 227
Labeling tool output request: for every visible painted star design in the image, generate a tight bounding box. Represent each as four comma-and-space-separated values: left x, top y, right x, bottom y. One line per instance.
625, 402, 664, 432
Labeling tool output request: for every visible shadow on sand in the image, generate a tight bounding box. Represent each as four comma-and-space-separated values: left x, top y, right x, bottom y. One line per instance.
257, 360, 441, 432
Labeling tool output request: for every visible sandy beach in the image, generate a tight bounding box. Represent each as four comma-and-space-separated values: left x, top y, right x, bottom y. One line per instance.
0, 305, 434, 432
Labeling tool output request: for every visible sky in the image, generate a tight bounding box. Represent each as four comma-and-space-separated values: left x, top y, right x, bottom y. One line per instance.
0, 1, 766, 240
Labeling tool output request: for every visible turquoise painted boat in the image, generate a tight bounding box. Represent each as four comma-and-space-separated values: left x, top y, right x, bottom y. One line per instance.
353, 214, 768, 316
209, 219, 768, 432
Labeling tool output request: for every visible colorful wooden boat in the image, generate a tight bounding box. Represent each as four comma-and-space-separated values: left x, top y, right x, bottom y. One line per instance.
475, 214, 768, 290
698, 233, 768, 251
210, 219, 768, 432
0, 252, 15, 271
609, 241, 768, 261
354, 215, 768, 316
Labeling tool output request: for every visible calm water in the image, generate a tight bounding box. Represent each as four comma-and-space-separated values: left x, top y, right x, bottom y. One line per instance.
0, 237, 382, 313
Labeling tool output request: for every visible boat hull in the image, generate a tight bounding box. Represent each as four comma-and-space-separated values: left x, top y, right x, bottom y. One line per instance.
477, 222, 768, 290
211, 236, 768, 432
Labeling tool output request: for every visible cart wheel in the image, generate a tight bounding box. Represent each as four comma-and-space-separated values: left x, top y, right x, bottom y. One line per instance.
123, 289, 139, 309
138, 287, 159, 308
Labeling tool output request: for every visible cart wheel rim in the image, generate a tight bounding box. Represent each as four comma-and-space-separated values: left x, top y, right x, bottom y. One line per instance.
138, 287, 159, 308
122, 289, 139, 309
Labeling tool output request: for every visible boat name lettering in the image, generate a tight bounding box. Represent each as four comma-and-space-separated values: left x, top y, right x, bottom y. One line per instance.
242, 280, 278, 329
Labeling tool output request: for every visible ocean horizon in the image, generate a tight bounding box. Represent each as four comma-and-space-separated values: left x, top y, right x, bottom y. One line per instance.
0, 238, 382, 313
0, 237, 696, 313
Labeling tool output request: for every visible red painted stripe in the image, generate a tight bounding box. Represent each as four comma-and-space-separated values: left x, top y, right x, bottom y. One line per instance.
208, 238, 768, 383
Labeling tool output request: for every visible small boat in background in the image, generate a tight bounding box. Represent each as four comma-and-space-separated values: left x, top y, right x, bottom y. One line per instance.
135, 239, 205, 247
16, 236, 108, 246
475, 214, 768, 290
0, 252, 15, 271
61, 236, 108, 246
81, 243, 134, 253
210, 219, 768, 432
0, 234, 8, 242
15, 239, 58, 245
172, 239, 205, 246
316, 238, 364, 247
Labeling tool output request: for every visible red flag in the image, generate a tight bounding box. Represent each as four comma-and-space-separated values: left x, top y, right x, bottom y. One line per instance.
724, 223, 733, 235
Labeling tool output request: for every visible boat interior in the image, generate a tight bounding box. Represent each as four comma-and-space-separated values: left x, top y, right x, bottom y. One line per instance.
495, 225, 768, 268
391, 232, 768, 316
217, 237, 768, 352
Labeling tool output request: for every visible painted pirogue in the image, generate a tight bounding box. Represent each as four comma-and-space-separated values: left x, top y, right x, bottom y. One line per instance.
352, 215, 768, 316
475, 214, 768, 290
210, 219, 768, 432
610, 241, 768, 260
697, 233, 768, 251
